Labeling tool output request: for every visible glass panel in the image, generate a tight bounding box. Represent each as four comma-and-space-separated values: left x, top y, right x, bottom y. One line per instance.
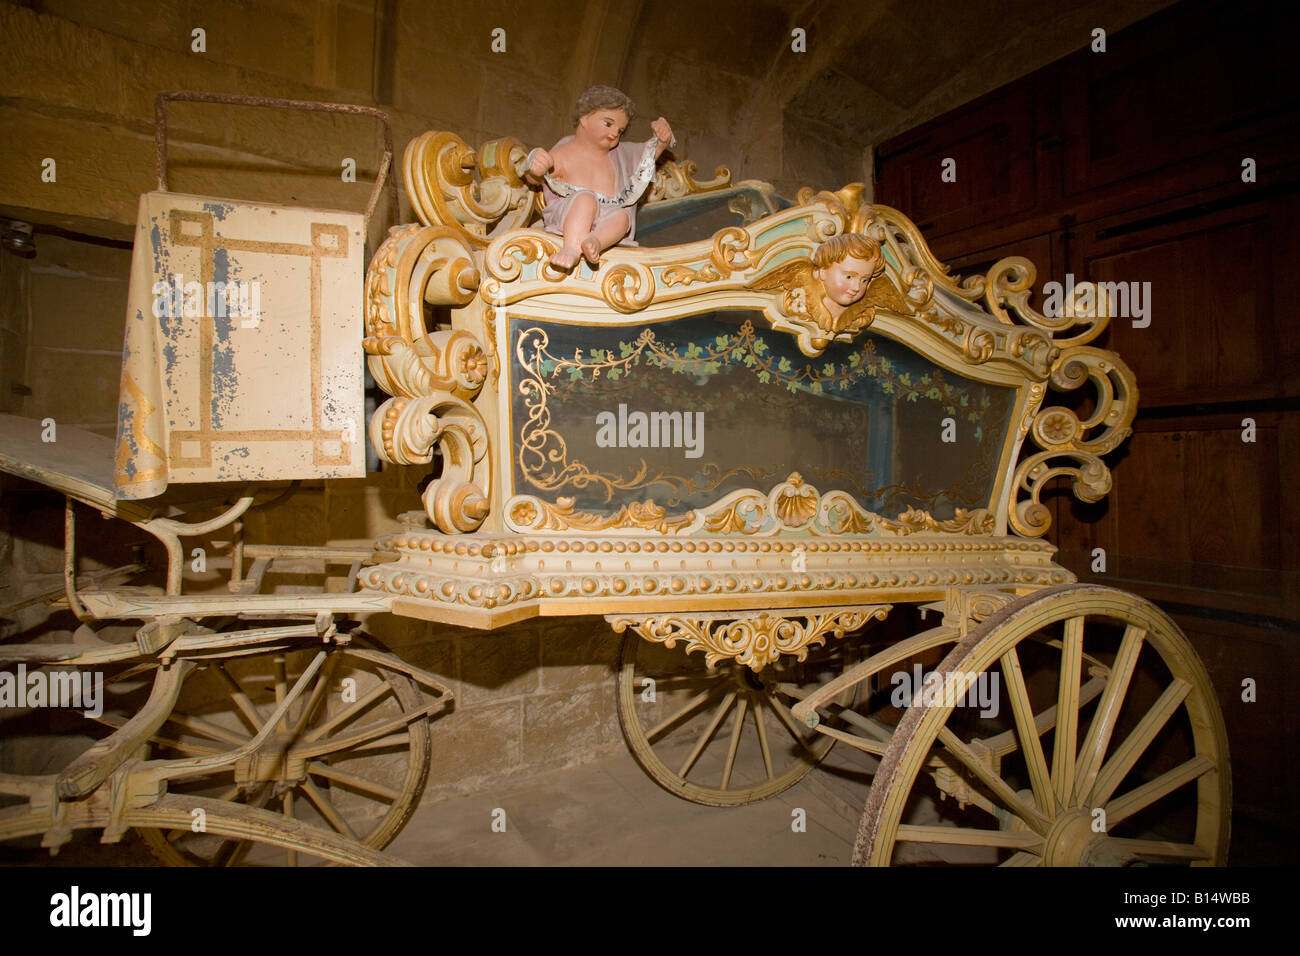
509, 311, 1015, 520
636, 187, 790, 247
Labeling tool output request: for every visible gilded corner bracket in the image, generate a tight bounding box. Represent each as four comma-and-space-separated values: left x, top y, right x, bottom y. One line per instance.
606, 605, 892, 672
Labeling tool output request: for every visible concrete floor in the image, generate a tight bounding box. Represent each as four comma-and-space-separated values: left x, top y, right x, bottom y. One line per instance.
0, 739, 881, 867
2, 733, 1285, 866
385, 742, 877, 866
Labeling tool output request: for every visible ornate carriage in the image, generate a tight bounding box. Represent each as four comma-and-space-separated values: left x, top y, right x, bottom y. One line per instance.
0, 96, 1229, 866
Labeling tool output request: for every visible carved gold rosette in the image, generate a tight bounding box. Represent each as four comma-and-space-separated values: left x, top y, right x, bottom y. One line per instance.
607, 606, 891, 671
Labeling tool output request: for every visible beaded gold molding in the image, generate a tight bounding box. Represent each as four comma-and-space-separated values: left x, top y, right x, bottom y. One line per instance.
362, 528, 1072, 636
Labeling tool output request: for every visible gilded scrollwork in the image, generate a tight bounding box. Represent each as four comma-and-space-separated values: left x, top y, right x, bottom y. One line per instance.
645, 158, 733, 203
404, 131, 538, 248
1010, 346, 1137, 536
607, 606, 891, 671
981, 257, 1109, 349
364, 222, 493, 533
507, 495, 694, 533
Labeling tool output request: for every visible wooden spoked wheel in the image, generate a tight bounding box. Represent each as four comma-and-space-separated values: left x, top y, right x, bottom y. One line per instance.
858, 585, 1230, 866
617, 633, 863, 806
118, 635, 431, 866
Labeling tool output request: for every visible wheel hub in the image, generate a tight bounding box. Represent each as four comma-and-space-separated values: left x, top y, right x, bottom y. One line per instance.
1042, 808, 1107, 866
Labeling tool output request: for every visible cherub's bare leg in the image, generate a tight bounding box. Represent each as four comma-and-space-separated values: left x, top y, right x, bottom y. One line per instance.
551, 193, 597, 271
580, 210, 630, 265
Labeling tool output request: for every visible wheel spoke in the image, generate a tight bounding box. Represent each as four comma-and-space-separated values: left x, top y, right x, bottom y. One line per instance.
346, 731, 411, 754
164, 711, 249, 747
284, 790, 297, 868
211, 837, 253, 867
644, 684, 723, 742
1000, 647, 1057, 817
274, 655, 288, 732
978, 675, 1106, 758
294, 705, 423, 760
1000, 851, 1042, 866
300, 777, 360, 841
302, 681, 389, 743
212, 663, 265, 735
1073, 625, 1145, 803
936, 726, 1050, 834
753, 697, 775, 781
1088, 678, 1191, 807
767, 690, 818, 755
289, 652, 344, 737
1052, 616, 1084, 806
896, 824, 1043, 849
308, 760, 400, 802
677, 691, 736, 779
720, 696, 749, 790
1105, 754, 1215, 827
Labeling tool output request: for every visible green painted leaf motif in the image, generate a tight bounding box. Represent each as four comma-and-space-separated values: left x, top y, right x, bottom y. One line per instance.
619, 341, 635, 357
685, 342, 703, 359
881, 381, 894, 394
608, 367, 622, 381
810, 381, 823, 394
742, 353, 757, 367
906, 391, 918, 402
753, 338, 769, 355
539, 358, 556, 377
567, 366, 584, 382
778, 357, 792, 373
703, 361, 721, 375
730, 347, 744, 362
715, 335, 731, 349
822, 363, 835, 377
757, 370, 771, 384
848, 352, 862, 368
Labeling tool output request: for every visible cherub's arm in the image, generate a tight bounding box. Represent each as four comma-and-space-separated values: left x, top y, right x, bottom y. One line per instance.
521, 147, 554, 186
650, 117, 675, 158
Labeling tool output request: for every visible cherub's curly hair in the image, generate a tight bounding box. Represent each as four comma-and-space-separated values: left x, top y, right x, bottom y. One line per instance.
812, 233, 879, 269
572, 85, 636, 126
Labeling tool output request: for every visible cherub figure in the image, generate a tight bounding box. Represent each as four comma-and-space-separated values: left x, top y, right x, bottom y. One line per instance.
522, 85, 674, 271
749, 233, 905, 345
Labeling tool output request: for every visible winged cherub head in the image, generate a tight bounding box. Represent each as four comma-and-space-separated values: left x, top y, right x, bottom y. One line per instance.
812, 233, 884, 320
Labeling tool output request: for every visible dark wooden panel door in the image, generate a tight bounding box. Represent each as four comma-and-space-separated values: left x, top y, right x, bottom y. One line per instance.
1073, 194, 1298, 408
875, 82, 1038, 241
